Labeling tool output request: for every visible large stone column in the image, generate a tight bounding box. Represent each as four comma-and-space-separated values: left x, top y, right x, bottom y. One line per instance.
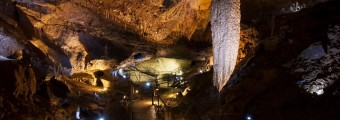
211, 0, 241, 91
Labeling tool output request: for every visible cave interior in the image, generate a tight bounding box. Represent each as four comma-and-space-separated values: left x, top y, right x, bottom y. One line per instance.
1, 0, 340, 120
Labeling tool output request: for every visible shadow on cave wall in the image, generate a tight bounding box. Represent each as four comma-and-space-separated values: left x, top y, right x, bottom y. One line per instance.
77, 31, 132, 64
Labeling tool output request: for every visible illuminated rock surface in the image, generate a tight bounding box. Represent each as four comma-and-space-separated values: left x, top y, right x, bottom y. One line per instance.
291, 24, 340, 95
0, 32, 23, 57
211, 0, 240, 91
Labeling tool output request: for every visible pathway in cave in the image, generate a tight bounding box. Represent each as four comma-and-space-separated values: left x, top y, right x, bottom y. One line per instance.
130, 89, 179, 120
131, 98, 159, 120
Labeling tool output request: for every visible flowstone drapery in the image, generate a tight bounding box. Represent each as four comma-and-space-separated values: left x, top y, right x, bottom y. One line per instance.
211, 0, 241, 91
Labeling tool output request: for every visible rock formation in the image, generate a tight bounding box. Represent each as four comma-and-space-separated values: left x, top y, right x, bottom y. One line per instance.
211, 0, 241, 91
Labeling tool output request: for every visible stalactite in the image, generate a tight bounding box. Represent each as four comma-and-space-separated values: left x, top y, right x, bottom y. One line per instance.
211, 0, 240, 92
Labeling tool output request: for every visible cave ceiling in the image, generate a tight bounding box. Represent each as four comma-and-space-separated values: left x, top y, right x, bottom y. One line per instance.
0, 0, 327, 72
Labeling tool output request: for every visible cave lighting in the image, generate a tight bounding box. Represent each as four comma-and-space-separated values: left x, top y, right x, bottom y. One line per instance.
245, 114, 253, 120
146, 82, 151, 87
182, 87, 191, 96
98, 118, 104, 120
118, 68, 124, 75
167, 93, 177, 98
76, 106, 80, 119
199, 70, 203, 73
316, 89, 324, 95
112, 70, 118, 77
94, 92, 100, 101
102, 87, 108, 91
118, 68, 127, 79
289, 2, 306, 13
178, 70, 183, 75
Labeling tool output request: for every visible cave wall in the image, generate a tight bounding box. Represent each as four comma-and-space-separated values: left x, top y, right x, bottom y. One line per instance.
1, 0, 138, 73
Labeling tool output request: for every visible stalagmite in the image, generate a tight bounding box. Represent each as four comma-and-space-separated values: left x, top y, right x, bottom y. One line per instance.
210, 0, 240, 91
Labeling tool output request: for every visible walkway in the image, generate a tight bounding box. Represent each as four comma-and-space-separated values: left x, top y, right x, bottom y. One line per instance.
131, 98, 160, 120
